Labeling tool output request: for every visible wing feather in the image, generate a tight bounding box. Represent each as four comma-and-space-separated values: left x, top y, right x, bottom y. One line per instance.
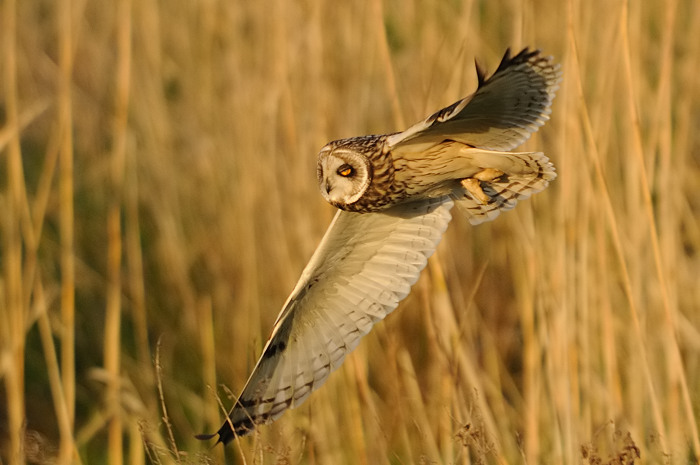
205, 196, 453, 444
386, 47, 561, 152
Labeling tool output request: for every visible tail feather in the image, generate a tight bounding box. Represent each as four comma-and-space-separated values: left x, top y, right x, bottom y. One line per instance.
452, 151, 555, 225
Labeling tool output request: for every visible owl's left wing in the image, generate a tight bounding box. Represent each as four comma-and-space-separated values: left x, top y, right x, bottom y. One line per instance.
200, 196, 453, 444
386, 47, 561, 152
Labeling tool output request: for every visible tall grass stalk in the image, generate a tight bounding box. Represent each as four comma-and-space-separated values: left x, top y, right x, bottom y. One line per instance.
57, 0, 76, 463
2, 0, 26, 463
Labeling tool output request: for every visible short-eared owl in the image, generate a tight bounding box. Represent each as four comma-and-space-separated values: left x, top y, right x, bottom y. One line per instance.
199, 47, 561, 444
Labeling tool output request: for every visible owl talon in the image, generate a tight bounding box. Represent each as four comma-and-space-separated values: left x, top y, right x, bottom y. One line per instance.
473, 168, 505, 182
461, 169, 506, 204
461, 178, 491, 204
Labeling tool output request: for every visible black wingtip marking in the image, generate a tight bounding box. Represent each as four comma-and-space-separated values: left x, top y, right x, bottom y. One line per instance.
196, 412, 258, 446
194, 432, 219, 442
263, 340, 287, 359
496, 47, 516, 73
474, 46, 543, 90
494, 47, 540, 75
216, 417, 256, 445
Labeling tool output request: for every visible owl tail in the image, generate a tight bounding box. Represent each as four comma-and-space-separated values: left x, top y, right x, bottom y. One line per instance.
450, 150, 556, 225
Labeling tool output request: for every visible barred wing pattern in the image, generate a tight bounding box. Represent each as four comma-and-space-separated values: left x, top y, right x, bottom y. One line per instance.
452, 151, 557, 225
204, 196, 453, 444
386, 48, 561, 152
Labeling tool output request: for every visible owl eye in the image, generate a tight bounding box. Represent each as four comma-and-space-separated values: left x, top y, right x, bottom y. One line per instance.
337, 164, 354, 177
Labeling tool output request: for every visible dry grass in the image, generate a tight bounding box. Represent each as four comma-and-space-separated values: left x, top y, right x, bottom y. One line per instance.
2, 0, 699, 463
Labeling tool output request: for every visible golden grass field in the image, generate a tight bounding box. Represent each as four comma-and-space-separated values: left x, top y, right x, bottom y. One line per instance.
2, 0, 700, 463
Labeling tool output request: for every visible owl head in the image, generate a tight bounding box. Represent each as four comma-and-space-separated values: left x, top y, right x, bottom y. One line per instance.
317, 144, 372, 209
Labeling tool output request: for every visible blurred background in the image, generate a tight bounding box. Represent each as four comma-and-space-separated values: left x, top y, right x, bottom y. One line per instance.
1, 0, 699, 463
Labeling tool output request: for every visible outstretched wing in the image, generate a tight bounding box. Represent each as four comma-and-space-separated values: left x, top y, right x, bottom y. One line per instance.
386, 48, 561, 152
202, 196, 454, 444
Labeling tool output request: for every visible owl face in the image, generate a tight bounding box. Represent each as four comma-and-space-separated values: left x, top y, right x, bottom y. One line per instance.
317, 146, 372, 208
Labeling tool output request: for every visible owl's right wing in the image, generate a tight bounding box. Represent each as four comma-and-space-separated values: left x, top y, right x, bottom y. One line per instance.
386, 47, 561, 152
201, 196, 453, 444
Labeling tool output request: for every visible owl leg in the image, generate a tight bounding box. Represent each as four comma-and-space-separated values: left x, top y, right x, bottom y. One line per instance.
460, 169, 505, 204
461, 178, 490, 204
473, 168, 505, 182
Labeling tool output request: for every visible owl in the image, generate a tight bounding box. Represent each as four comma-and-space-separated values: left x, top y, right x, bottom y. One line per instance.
198, 47, 561, 444
318, 47, 559, 222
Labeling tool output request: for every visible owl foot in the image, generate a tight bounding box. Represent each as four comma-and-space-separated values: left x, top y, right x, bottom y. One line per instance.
473, 168, 505, 182
461, 169, 505, 204
461, 178, 491, 204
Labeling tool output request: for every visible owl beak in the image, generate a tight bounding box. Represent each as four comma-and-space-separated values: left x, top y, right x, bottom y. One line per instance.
324, 180, 331, 194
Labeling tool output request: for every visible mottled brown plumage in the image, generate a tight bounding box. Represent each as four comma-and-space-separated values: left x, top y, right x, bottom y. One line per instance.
319, 134, 412, 212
